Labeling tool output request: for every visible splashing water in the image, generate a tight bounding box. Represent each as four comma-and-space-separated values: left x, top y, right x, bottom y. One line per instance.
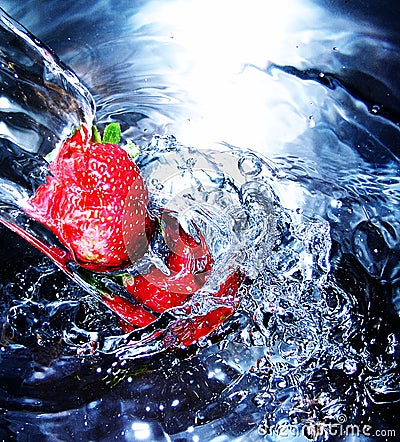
0, 1, 400, 441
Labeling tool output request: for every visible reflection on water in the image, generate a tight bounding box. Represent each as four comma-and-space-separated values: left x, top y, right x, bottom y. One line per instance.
1, 0, 400, 440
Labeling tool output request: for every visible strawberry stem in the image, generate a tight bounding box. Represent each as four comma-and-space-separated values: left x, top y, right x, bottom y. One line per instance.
92, 125, 102, 143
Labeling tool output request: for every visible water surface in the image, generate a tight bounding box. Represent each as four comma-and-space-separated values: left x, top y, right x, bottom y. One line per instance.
1, 0, 399, 441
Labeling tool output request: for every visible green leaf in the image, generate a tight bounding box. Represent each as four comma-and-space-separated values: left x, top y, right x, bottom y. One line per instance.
102, 122, 121, 144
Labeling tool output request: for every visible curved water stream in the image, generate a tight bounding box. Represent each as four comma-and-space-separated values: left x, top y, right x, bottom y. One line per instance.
0, 1, 399, 441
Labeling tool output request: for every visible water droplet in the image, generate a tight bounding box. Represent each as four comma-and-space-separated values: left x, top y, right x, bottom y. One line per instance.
186, 157, 196, 168
371, 104, 380, 114
344, 359, 358, 375
151, 177, 164, 190
238, 154, 262, 177
330, 199, 343, 209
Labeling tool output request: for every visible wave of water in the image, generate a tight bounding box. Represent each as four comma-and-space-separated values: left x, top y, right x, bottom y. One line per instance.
0, 0, 399, 441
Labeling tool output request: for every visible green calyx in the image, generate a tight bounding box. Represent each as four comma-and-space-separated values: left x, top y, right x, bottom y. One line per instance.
45, 122, 140, 164
102, 122, 121, 144
92, 122, 121, 144
92, 125, 102, 143
95, 123, 140, 159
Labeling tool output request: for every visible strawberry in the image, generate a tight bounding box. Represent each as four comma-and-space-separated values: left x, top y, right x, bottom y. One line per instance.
102, 293, 157, 330
123, 270, 200, 316
123, 213, 213, 317
163, 213, 213, 278
166, 270, 243, 347
26, 124, 152, 270
24, 122, 244, 345
119, 268, 243, 345
120, 214, 244, 342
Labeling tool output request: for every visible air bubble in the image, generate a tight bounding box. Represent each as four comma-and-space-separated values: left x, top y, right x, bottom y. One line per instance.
238, 154, 262, 177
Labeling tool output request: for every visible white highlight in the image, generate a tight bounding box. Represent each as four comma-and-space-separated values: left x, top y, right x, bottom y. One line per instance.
131, 422, 151, 440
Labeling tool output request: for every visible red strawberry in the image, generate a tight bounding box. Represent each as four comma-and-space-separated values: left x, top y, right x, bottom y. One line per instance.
26, 124, 152, 270
23, 122, 244, 345
163, 214, 213, 278
102, 293, 157, 330
165, 225, 213, 293
120, 269, 243, 345
123, 270, 201, 315
165, 270, 243, 347
123, 214, 213, 316
121, 217, 243, 341
50, 126, 140, 197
